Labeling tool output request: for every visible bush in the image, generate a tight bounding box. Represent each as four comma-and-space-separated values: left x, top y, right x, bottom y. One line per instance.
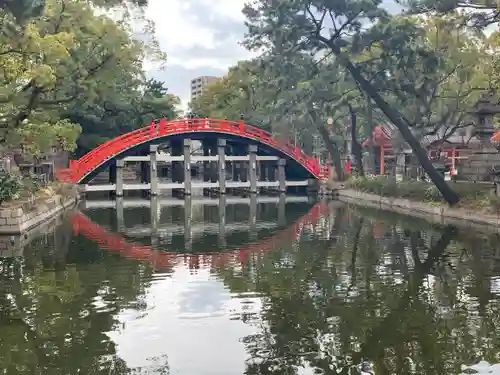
0, 171, 22, 205
346, 176, 426, 200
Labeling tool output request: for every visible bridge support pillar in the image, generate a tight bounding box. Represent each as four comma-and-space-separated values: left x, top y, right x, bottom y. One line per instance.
116, 159, 124, 196
203, 144, 210, 182
150, 145, 158, 196
218, 139, 226, 194
202, 140, 217, 184
248, 144, 257, 193
171, 140, 183, 183
184, 139, 191, 195
140, 161, 149, 183
249, 194, 257, 240
150, 195, 159, 245
116, 196, 124, 232
218, 195, 226, 248
307, 179, 318, 194
184, 196, 192, 251
278, 193, 286, 227
268, 162, 276, 181
109, 162, 116, 184
278, 159, 286, 193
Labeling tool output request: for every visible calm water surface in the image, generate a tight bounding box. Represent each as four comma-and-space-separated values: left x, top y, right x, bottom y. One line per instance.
1, 196, 500, 374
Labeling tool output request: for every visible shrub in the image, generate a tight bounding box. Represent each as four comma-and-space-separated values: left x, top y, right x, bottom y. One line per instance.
424, 185, 441, 202
0, 171, 22, 205
346, 176, 449, 202
345, 176, 500, 210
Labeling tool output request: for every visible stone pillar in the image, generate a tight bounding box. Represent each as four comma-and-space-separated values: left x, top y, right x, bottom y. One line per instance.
116, 159, 124, 196
248, 144, 257, 193
260, 161, 269, 181
231, 161, 236, 182
249, 194, 257, 240
218, 139, 226, 194
150, 145, 158, 195
150, 195, 159, 245
116, 196, 124, 232
109, 162, 116, 184
140, 161, 149, 183
184, 139, 191, 195
278, 193, 286, 227
171, 139, 183, 183
307, 179, 318, 195
184, 195, 192, 251
218, 195, 226, 248
267, 162, 274, 182
210, 144, 218, 183
203, 143, 210, 182
395, 150, 405, 182
278, 159, 286, 193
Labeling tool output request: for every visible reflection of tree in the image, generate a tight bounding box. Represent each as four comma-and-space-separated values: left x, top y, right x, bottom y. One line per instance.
0, 227, 163, 374
216, 207, 500, 375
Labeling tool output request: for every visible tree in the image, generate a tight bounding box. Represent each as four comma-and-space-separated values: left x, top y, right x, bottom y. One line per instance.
242, 0, 463, 204
400, 0, 500, 29
71, 78, 180, 156
190, 60, 275, 130
0, 0, 148, 25
0, 0, 175, 157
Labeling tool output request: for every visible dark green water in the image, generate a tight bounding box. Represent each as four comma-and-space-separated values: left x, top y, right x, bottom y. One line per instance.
1, 197, 500, 374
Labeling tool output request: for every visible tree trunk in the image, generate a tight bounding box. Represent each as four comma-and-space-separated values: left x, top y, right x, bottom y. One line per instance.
307, 111, 344, 181
363, 94, 376, 174
333, 49, 459, 204
348, 104, 364, 176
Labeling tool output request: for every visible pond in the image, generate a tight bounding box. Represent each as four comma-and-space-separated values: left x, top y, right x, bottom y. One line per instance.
0, 196, 499, 374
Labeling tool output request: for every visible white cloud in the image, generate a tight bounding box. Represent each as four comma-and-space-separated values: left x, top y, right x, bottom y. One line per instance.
144, 0, 251, 70
137, 0, 255, 109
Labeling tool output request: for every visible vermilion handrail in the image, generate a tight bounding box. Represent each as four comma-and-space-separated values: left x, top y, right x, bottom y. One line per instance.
63, 118, 330, 183
70, 202, 329, 270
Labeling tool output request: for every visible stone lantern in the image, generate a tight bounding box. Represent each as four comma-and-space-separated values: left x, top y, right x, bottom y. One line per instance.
463, 90, 500, 181
474, 90, 500, 151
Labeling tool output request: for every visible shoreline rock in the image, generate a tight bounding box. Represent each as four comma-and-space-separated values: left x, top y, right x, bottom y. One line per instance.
337, 189, 500, 233
0, 183, 79, 234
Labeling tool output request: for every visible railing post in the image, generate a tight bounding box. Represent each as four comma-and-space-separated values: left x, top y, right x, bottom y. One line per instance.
159, 119, 167, 134
149, 122, 155, 138
239, 114, 245, 133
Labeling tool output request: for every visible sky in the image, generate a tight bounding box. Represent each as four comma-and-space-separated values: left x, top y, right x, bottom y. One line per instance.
139, 0, 407, 112
141, 0, 255, 111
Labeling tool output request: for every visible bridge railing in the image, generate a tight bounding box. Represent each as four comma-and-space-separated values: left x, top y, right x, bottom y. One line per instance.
68, 118, 326, 182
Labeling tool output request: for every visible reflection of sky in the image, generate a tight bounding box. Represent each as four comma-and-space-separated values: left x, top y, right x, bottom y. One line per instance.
462, 361, 500, 374
106, 262, 260, 375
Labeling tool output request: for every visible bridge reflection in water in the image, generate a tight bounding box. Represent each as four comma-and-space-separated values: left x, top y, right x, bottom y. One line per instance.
72, 196, 342, 272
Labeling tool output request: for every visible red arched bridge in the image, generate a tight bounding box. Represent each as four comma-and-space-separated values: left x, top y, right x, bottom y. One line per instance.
58, 118, 330, 194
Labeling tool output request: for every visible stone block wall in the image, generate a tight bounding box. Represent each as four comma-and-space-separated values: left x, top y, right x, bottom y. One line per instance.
337, 189, 500, 232
0, 185, 78, 234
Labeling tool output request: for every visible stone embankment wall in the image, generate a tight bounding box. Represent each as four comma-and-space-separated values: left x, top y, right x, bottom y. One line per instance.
0, 184, 78, 234
337, 189, 500, 232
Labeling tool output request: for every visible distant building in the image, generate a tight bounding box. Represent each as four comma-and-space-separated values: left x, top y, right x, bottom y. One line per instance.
190, 76, 220, 101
